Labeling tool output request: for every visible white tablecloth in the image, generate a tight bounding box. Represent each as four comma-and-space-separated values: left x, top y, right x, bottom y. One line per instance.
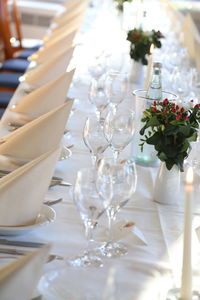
1, 1, 200, 299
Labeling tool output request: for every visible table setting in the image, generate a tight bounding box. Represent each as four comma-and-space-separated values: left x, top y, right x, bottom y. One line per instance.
0, 0, 200, 299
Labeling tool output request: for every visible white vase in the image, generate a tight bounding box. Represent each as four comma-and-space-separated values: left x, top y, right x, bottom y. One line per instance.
129, 61, 144, 84
154, 162, 181, 205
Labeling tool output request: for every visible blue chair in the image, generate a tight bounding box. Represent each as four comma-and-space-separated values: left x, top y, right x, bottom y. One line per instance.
0, 58, 29, 73
0, 108, 5, 118
0, 91, 14, 108
0, 72, 23, 91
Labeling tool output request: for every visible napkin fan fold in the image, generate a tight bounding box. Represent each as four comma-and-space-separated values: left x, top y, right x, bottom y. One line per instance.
11, 70, 75, 117
22, 46, 75, 87
0, 101, 74, 160
0, 244, 51, 300
0, 147, 60, 226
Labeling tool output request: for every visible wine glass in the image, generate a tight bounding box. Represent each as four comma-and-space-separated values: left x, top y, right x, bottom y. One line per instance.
88, 53, 107, 84
83, 115, 109, 166
104, 71, 128, 111
104, 107, 135, 161
96, 157, 137, 257
68, 168, 104, 267
88, 80, 110, 122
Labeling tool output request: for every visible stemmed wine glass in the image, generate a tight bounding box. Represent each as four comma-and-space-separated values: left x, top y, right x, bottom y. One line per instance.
88, 53, 107, 83
68, 168, 104, 267
104, 107, 135, 161
96, 157, 137, 257
104, 71, 128, 111
83, 115, 109, 166
88, 80, 110, 122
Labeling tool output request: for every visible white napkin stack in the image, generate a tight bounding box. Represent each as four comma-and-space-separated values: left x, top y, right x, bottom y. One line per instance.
11, 70, 75, 118
22, 47, 75, 88
0, 101, 74, 160
0, 148, 60, 226
29, 30, 77, 64
0, 244, 51, 300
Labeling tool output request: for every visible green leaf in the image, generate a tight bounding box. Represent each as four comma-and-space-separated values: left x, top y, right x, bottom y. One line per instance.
178, 125, 191, 137
158, 152, 167, 161
147, 116, 160, 127
187, 131, 198, 142
146, 131, 161, 145
180, 140, 189, 153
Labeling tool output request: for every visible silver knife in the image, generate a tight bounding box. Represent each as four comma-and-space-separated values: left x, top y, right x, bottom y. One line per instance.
0, 239, 45, 248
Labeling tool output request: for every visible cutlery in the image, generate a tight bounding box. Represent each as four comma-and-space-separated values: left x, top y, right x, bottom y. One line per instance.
49, 180, 72, 188
43, 198, 63, 206
0, 248, 64, 263
0, 171, 72, 187
0, 239, 45, 248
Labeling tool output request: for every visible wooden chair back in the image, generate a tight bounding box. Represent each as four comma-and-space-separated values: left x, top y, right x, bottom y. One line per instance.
0, 0, 23, 59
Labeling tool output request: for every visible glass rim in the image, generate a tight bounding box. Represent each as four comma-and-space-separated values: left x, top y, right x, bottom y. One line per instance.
132, 89, 178, 100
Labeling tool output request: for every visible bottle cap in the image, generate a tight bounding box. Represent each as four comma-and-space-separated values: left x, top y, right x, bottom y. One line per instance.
153, 62, 162, 69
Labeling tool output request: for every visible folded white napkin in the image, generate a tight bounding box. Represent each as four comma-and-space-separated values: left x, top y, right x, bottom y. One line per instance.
22, 47, 75, 88
11, 70, 75, 118
43, 27, 78, 50
0, 148, 60, 226
43, 17, 82, 44
63, 0, 88, 10
52, 1, 88, 27
99, 220, 148, 245
29, 30, 77, 63
0, 101, 74, 160
0, 244, 51, 300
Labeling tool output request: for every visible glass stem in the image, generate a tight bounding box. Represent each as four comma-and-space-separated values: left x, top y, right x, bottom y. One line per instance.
113, 149, 120, 161
107, 207, 115, 243
96, 110, 101, 122
85, 220, 94, 253
91, 153, 98, 166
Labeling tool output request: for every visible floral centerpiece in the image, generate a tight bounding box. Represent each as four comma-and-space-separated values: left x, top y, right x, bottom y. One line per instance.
139, 99, 200, 171
114, 0, 133, 11
127, 28, 164, 65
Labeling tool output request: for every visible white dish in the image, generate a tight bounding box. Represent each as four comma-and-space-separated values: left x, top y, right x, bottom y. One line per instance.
0, 205, 56, 236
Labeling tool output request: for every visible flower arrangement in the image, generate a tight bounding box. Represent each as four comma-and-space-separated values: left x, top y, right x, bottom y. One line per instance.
127, 28, 164, 65
114, 0, 133, 11
139, 99, 200, 171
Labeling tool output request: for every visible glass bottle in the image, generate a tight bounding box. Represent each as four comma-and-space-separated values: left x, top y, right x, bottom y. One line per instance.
146, 62, 162, 101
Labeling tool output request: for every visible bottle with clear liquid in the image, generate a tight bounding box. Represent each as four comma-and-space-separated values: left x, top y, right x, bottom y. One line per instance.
146, 62, 162, 101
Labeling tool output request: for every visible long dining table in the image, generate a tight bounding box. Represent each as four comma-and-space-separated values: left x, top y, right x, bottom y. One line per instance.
1, 0, 200, 299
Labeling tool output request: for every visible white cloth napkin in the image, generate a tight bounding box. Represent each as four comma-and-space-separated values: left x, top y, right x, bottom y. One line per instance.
29, 30, 77, 64
43, 17, 82, 44
52, 1, 88, 27
63, 0, 88, 10
98, 220, 148, 245
0, 148, 60, 226
10, 70, 75, 118
0, 244, 51, 300
22, 47, 75, 88
0, 101, 74, 160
